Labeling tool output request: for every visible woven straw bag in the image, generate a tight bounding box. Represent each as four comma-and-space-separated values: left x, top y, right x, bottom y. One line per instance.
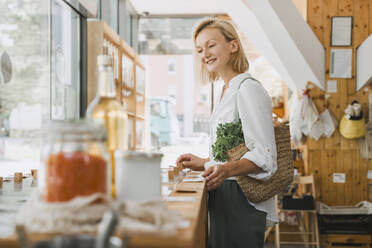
225, 77, 294, 203
226, 124, 294, 203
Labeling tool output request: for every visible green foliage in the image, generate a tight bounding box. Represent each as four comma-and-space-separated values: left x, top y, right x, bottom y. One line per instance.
212, 119, 244, 162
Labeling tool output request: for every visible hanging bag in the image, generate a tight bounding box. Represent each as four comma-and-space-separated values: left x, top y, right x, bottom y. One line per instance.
212, 77, 294, 203
340, 100, 365, 139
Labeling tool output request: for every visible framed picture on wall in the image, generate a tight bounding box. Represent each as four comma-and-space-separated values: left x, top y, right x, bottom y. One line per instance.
331, 16, 353, 46
330, 48, 352, 78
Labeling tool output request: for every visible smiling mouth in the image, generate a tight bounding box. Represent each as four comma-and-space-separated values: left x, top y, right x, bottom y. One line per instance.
206, 59, 216, 65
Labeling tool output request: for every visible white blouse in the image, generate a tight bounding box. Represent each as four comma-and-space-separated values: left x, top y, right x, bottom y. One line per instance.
205, 72, 278, 225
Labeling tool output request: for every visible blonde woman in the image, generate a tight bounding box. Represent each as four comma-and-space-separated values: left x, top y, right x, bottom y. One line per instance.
176, 18, 277, 248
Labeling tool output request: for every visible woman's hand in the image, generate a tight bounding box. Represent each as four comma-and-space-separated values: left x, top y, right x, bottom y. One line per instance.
202, 164, 230, 191
176, 153, 208, 171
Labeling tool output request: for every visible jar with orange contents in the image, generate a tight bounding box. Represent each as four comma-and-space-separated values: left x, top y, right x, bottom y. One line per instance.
39, 119, 109, 202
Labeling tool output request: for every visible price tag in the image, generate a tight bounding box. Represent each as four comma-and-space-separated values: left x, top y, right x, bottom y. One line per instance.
183, 178, 204, 182
333, 173, 346, 183
166, 196, 196, 202
367, 170, 372, 179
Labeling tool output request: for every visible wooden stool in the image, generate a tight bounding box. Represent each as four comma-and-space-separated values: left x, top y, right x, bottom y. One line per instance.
275, 175, 320, 248
325, 234, 371, 248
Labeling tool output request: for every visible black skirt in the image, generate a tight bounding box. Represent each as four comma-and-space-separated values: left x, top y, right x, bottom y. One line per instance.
208, 180, 267, 248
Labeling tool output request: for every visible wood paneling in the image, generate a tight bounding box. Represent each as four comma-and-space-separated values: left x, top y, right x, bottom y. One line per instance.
320, 151, 331, 203
370, 0, 372, 34
306, 0, 371, 205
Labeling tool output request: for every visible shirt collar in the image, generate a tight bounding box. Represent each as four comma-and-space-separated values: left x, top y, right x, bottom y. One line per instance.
211, 72, 252, 118
228, 72, 253, 91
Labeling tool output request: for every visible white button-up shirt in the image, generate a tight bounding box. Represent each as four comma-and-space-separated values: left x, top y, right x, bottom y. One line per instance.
205, 72, 278, 225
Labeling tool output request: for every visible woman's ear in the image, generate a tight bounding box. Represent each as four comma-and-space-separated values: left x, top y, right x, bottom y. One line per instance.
231, 40, 239, 53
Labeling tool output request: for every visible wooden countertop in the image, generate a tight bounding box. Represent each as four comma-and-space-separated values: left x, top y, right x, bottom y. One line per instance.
0, 172, 208, 248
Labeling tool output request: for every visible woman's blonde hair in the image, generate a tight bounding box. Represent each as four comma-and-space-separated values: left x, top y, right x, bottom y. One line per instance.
193, 18, 249, 84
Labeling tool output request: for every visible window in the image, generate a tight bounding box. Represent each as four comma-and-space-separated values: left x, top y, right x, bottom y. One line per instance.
150, 101, 166, 118
138, 17, 203, 55
117, 0, 138, 50
167, 85, 176, 100
0, 0, 87, 165
167, 59, 176, 74
0, 0, 49, 162
100, 0, 118, 33
51, 0, 81, 120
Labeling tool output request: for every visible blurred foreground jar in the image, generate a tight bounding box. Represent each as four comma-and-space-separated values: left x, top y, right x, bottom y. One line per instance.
40, 120, 109, 202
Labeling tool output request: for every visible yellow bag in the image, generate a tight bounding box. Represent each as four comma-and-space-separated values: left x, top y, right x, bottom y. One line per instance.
339, 116, 365, 139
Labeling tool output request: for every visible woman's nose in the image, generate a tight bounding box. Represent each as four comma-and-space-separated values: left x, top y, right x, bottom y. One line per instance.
202, 49, 211, 60
204, 48, 211, 57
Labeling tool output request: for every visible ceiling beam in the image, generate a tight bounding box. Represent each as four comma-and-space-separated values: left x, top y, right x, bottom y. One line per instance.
356, 34, 372, 91
224, 0, 325, 91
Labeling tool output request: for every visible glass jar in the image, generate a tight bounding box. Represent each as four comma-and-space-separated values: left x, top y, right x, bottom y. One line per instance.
39, 119, 109, 202
114, 151, 163, 203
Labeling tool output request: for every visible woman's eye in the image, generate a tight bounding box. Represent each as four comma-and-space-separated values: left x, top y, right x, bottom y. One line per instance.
197, 50, 202, 54
209, 44, 215, 48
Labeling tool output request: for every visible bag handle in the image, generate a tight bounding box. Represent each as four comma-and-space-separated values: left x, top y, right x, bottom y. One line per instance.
234, 77, 260, 122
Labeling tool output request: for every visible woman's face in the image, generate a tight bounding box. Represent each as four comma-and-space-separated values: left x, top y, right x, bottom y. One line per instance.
195, 28, 237, 73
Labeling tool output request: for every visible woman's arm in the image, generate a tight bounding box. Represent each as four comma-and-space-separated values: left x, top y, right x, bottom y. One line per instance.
237, 79, 277, 180
203, 79, 277, 191
202, 158, 262, 191
176, 154, 209, 171
224, 158, 262, 176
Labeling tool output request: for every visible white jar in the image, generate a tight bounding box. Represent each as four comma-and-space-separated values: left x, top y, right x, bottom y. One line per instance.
115, 151, 163, 203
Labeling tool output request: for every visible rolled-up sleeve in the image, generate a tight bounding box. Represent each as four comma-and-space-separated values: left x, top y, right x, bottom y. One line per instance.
237, 80, 277, 181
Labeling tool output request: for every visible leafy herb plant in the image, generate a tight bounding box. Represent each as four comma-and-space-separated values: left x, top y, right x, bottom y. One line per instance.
212, 119, 245, 162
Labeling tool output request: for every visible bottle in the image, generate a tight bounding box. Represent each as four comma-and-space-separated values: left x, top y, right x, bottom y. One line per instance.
87, 55, 128, 198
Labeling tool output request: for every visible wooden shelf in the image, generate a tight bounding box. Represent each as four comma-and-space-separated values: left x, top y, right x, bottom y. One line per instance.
273, 106, 284, 118
87, 20, 146, 150
293, 160, 304, 167
122, 84, 134, 92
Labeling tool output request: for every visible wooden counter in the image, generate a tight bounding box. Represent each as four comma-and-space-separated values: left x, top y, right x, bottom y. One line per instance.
0, 173, 208, 248
129, 178, 208, 248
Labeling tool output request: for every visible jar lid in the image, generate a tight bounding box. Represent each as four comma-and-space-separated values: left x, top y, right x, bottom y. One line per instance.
43, 119, 107, 141
115, 150, 163, 161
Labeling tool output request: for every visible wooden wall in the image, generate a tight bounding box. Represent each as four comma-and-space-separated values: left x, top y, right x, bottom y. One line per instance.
304, 0, 372, 205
